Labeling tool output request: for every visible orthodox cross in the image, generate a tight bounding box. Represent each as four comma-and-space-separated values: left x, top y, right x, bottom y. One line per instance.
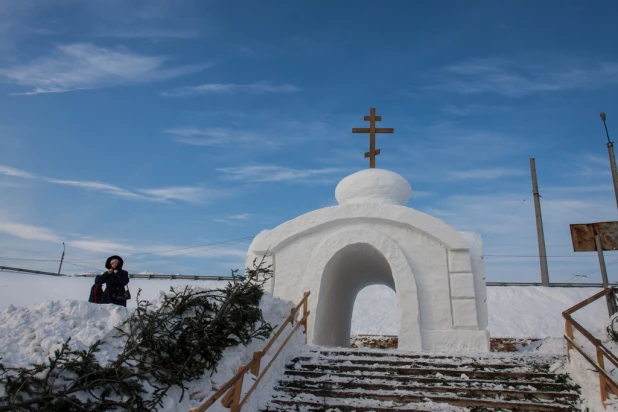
352, 108, 394, 168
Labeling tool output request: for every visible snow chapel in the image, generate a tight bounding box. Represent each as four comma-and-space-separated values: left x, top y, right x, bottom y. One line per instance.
245, 109, 490, 352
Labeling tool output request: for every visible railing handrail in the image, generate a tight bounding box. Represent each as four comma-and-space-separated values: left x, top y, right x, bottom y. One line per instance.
189, 291, 310, 412
563, 288, 612, 316
563, 287, 618, 407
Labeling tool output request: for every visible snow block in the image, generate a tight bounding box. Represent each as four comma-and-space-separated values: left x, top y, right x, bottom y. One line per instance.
449, 272, 476, 299
452, 298, 480, 328
422, 328, 490, 352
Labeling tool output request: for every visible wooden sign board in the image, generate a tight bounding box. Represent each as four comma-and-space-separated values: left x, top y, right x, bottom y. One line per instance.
570, 221, 618, 252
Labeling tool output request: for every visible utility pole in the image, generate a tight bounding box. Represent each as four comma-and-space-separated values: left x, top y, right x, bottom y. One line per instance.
530, 158, 550, 286
601, 112, 618, 210
58, 242, 65, 275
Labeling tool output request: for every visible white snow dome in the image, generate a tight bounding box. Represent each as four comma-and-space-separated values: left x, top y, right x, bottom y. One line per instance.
335, 168, 412, 206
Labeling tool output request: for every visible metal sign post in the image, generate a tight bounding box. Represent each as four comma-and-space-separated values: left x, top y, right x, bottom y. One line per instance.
570, 222, 618, 316
595, 234, 610, 289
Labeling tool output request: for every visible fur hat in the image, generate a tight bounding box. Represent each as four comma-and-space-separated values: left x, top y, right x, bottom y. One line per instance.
105, 255, 124, 270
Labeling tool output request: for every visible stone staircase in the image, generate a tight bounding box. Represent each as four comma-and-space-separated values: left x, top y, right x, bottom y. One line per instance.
261, 348, 582, 411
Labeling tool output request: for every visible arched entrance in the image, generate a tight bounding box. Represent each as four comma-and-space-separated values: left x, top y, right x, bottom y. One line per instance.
351, 284, 398, 348
313, 243, 394, 347
301, 226, 422, 351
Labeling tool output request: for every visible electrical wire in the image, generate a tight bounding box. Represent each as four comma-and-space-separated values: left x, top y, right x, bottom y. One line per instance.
64, 261, 106, 272
0, 256, 61, 262
68, 236, 254, 261
539, 195, 602, 221
490, 191, 533, 235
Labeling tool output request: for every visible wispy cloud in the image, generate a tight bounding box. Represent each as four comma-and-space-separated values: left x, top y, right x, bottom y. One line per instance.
0, 164, 231, 204
0, 220, 61, 243
166, 127, 279, 148
400, 122, 529, 165
213, 213, 251, 226
564, 153, 612, 178
69, 239, 136, 253
138, 186, 231, 204
0, 165, 36, 178
46, 178, 147, 199
0, 43, 208, 95
447, 168, 527, 180
162, 81, 300, 97
0, 214, 247, 261
228, 213, 250, 220
425, 189, 618, 282
426, 57, 618, 97
97, 27, 203, 39
217, 165, 344, 183
442, 103, 513, 116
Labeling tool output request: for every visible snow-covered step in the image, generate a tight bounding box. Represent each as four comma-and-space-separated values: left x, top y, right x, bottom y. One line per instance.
261, 348, 582, 411
266, 394, 575, 411
293, 355, 558, 372
293, 361, 564, 382
278, 375, 579, 401
277, 381, 579, 403
283, 370, 576, 393
264, 396, 468, 411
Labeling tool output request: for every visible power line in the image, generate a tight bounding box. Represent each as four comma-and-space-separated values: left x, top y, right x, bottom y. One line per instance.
565, 259, 618, 282
0, 256, 61, 262
64, 261, 105, 272
490, 191, 532, 235
539, 195, 602, 221
68, 236, 254, 261
158, 237, 252, 258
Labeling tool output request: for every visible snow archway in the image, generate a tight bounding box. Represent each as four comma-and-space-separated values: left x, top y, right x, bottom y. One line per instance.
313, 244, 395, 347
246, 168, 490, 353
301, 227, 422, 351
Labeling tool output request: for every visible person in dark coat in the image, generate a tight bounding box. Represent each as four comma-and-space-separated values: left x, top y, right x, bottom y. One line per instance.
95, 255, 130, 307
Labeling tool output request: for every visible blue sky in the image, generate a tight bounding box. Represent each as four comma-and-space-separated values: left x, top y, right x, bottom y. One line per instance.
1, 0, 618, 283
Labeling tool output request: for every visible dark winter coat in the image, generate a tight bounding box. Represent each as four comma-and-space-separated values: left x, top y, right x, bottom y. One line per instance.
95, 255, 130, 307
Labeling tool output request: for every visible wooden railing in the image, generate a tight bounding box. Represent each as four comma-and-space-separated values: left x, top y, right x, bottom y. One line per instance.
563, 288, 618, 407
189, 291, 310, 412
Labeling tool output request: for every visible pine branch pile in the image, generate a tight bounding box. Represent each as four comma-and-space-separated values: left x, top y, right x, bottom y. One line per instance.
0, 258, 275, 411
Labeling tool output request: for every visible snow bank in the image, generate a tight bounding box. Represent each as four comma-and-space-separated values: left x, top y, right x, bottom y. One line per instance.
351, 284, 608, 338
0, 283, 304, 411
0, 272, 229, 308
1, 273, 610, 340
0, 300, 130, 368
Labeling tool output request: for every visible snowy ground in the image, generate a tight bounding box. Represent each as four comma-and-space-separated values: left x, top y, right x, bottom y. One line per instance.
0, 282, 301, 411
0, 273, 609, 338
350, 284, 609, 338
1, 273, 616, 411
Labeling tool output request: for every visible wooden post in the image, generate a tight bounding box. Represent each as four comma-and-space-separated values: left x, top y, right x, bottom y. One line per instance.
222, 365, 245, 408
530, 158, 550, 286
595, 234, 617, 317
250, 351, 262, 376
601, 113, 618, 210
565, 320, 574, 361
57, 242, 65, 275
596, 235, 610, 289
230, 369, 243, 412
597, 346, 609, 405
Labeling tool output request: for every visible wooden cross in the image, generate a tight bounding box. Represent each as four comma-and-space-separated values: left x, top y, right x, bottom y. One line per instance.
352, 108, 394, 168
